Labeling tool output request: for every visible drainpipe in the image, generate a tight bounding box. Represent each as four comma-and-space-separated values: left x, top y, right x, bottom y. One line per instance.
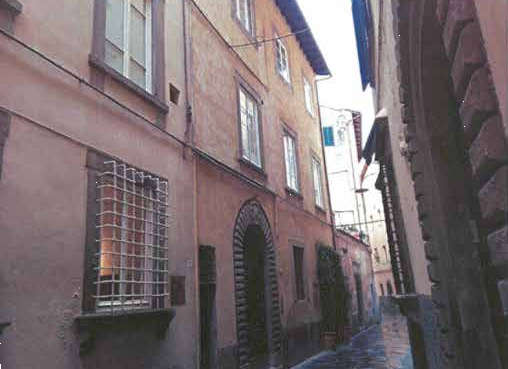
315, 75, 337, 251
182, 0, 194, 157
182, 2, 201, 368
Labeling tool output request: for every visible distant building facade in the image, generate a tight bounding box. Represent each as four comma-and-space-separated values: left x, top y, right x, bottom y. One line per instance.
322, 108, 395, 300
335, 230, 378, 333
354, 0, 508, 368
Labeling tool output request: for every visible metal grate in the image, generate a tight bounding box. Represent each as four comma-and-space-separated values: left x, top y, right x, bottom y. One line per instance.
94, 160, 169, 311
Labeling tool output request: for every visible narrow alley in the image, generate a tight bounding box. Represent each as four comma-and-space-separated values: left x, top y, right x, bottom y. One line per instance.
293, 309, 413, 369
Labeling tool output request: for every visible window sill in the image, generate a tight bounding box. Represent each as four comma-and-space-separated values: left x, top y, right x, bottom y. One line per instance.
89, 54, 169, 114
276, 70, 292, 88
238, 157, 267, 178
315, 204, 326, 214
285, 186, 303, 199
233, 18, 258, 48
0, 320, 11, 335
75, 308, 175, 355
0, 0, 22, 14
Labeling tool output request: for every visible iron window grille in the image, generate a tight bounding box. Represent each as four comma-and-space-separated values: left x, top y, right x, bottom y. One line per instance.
94, 160, 169, 311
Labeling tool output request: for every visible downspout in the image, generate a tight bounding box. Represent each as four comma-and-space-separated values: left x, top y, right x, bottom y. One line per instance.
182, 1, 200, 368
315, 75, 337, 251
183, 0, 194, 157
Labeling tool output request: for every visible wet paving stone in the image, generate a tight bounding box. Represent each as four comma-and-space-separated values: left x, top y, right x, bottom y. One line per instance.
293, 313, 413, 369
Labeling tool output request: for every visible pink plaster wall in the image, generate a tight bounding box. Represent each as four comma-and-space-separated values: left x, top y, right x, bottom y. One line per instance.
0, 0, 197, 368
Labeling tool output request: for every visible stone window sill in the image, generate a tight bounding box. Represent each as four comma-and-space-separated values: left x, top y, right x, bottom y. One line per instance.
75, 308, 175, 355
285, 186, 303, 199
0, 320, 11, 335
233, 17, 258, 48
315, 204, 326, 214
0, 0, 22, 14
89, 54, 169, 114
238, 156, 267, 178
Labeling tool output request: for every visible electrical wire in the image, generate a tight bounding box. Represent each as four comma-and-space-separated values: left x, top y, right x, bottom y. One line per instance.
229, 28, 309, 48
336, 218, 386, 227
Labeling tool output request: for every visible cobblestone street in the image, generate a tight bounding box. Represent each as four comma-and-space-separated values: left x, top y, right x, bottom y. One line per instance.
293, 312, 413, 369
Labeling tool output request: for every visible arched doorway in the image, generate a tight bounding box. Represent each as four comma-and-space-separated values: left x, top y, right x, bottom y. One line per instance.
232, 200, 282, 369
396, 0, 504, 367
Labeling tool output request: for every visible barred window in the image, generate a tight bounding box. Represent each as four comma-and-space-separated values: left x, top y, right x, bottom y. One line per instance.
94, 160, 169, 311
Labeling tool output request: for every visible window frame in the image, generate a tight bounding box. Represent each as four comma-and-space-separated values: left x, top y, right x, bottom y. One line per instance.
292, 245, 306, 301
232, 0, 255, 38
282, 127, 300, 194
90, 0, 168, 116
0, 108, 11, 181
236, 80, 264, 170
104, 0, 153, 92
303, 75, 314, 116
311, 154, 325, 210
274, 32, 291, 84
83, 150, 170, 313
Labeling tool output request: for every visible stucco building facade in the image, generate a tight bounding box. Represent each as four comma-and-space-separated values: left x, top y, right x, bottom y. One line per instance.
0, 0, 337, 368
355, 0, 508, 367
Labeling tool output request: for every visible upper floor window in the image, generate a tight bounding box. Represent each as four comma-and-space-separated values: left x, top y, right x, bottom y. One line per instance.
283, 131, 299, 192
234, 0, 253, 34
275, 35, 290, 83
239, 87, 262, 167
105, 0, 152, 91
90, 159, 169, 311
312, 156, 324, 208
303, 77, 314, 116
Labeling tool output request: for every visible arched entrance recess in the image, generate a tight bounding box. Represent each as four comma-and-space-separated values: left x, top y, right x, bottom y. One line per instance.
232, 200, 282, 369
394, 0, 505, 368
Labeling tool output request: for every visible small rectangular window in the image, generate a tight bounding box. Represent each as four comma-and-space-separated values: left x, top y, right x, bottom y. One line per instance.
293, 246, 305, 301
283, 131, 299, 192
323, 126, 335, 146
105, 0, 152, 91
239, 87, 262, 167
303, 77, 314, 115
312, 156, 324, 208
275, 35, 290, 83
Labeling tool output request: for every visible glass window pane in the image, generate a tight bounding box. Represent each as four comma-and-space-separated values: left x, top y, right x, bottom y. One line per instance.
252, 106, 260, 165
240, 89, 246, 111
130, 6, 146, 66
243, 0, 250, 31
129, 59, 146, 87
105, 41, 124, 73
106, 0, 125, 49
